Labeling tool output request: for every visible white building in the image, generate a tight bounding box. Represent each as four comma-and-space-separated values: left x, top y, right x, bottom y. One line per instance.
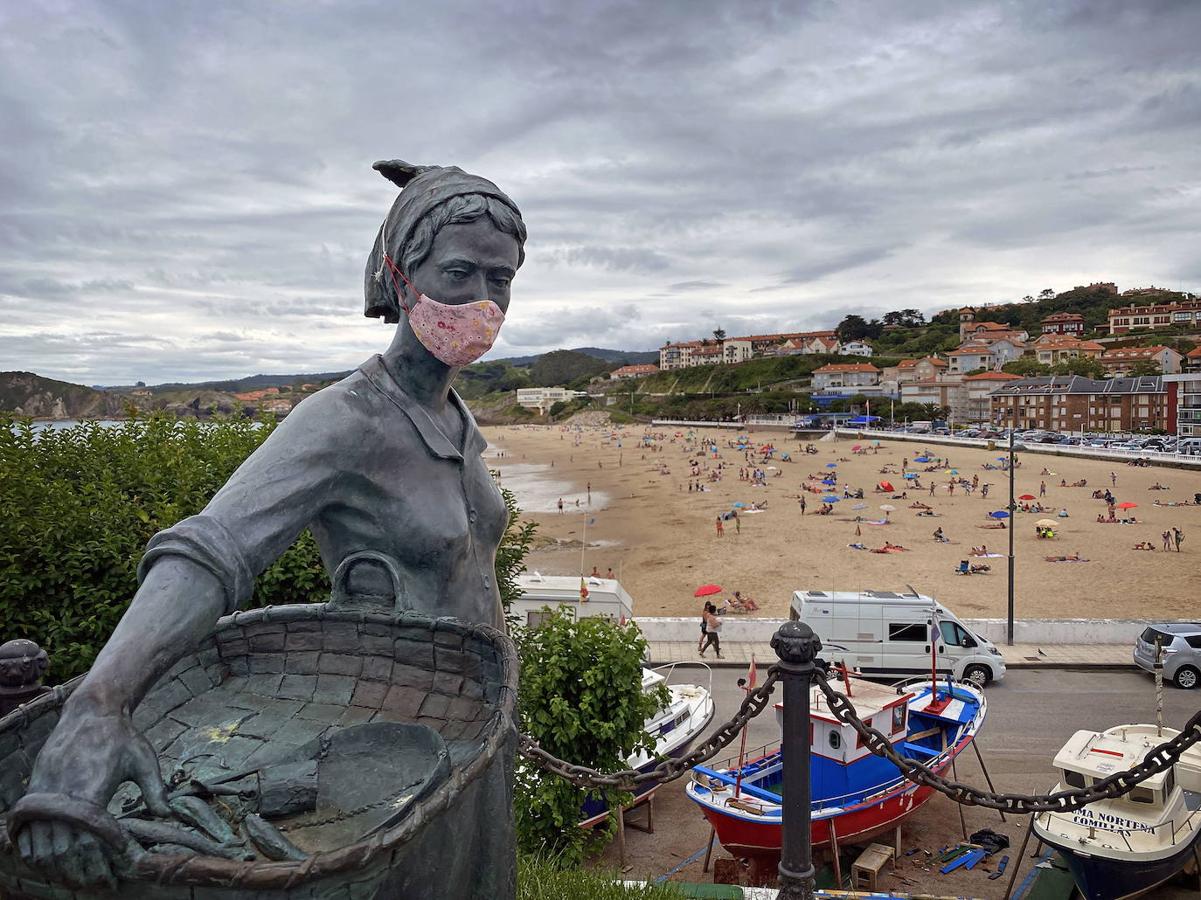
515, 387, 587, 413
811, 363, 883, 396
840, 341, 874, 357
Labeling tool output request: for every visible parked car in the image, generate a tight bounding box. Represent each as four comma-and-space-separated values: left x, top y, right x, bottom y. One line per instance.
1133, 624, 1201, 689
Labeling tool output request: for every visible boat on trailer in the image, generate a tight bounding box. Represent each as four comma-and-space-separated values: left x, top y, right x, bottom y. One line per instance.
1032, 723, 1201, 899
580, 664, 715, 828
685, 674, 985, 858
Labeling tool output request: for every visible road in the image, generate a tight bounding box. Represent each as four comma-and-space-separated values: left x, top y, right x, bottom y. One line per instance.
596, 666, 1200, 898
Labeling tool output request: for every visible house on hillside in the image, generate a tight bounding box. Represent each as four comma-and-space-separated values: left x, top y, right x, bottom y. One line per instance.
1099, 345, 1183, 376
840, 341, 873, 357
722, 339, 753, 364
1032, 334, 1104, 366
811, 363, 883, 396
609, 364, 658, 380
958, 307, 1029, 342
1040, 312, 1086, 335
1186, 346, 1201, 373
883, 357, 948, 386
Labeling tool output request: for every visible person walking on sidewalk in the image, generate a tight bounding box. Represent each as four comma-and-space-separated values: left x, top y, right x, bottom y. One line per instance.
699, 602, 723, 659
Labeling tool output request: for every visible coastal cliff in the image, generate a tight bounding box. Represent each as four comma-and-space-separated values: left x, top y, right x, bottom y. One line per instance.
0, 371, 127, 419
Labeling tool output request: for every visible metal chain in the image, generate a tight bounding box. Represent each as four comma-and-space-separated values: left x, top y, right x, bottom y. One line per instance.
811, 668, 1201, 815
520, 661, 1201, 815
517, 670, 779, 791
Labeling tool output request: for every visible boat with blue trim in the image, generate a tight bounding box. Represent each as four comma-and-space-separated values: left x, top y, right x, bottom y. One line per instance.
684, 674, 985, 858
580, 664, 715, 828
1032, 723, 1201, 899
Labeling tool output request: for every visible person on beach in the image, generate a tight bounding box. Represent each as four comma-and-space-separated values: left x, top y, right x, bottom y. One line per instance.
607, 567, 614, 579
557, 497, 564, 514
716, 516, 724, 537
1174, 527, 1184, 552
1040, 480, 1046, 498
1163, 530, 1173, 551
697, 605, 708, 652
799, 495, 806, 515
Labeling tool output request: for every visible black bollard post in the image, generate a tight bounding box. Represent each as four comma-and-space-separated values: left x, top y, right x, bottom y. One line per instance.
771, 620, 822, 899
0, 639, 51, 717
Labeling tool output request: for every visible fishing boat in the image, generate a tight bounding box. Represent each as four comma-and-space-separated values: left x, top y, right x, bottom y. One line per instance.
580, 664, 715, 828
1032, 724, 1201, 899
685, 674, 986, 858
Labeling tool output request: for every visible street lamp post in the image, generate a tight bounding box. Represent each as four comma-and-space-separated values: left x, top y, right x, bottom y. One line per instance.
1007, 428, 1018, 646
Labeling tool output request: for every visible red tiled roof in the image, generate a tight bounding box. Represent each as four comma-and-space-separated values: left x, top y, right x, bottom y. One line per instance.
1042, 312, 1084, 322
1100, 345, 1172, 361
964, 372, 1021, 381
611, 364, 658, 376
813, 363, 880, 374
1187, 346, 1201, 358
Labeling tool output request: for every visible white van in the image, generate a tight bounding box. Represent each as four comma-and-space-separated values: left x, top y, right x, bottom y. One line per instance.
789, 588, 1005, 686
512, 572, 634, 629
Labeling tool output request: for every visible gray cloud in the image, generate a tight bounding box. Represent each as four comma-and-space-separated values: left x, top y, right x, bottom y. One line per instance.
1, 0, 1199, 384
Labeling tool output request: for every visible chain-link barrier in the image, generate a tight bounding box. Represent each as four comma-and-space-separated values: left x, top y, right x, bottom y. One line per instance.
520, 661, 1201, 816
811, 667, 1201, 815
517, 669, 779, 791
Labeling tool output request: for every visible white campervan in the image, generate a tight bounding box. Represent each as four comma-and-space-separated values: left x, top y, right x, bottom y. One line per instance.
789, 588, 1005, 686
512, 573, 634, 629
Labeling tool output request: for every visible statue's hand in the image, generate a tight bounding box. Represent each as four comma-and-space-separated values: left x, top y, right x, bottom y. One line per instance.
14, 699, 171, 888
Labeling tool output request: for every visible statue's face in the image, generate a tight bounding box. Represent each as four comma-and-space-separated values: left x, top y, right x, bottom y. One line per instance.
409, 218, 520, 314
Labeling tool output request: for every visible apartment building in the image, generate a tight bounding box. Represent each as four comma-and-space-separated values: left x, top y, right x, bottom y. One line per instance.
516, 387, 588, 412
1164, 373, 1201, 438
990, 376, 1167, 433
659, 330, 843, 370
1098, 345, 1183, 376
1107, 298, 1201, 334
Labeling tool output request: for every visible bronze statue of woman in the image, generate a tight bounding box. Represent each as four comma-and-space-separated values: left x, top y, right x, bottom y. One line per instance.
14, 160, 526, 891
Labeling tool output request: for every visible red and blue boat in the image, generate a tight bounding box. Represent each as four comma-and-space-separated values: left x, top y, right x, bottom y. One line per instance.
685, 675, 986, 857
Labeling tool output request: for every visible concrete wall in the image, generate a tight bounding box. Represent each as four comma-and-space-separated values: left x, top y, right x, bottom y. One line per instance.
633, 616, 1165, 646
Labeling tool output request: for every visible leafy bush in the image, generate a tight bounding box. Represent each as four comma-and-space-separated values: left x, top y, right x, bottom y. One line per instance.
514, 609, 668, 867
0, 413, 535, 680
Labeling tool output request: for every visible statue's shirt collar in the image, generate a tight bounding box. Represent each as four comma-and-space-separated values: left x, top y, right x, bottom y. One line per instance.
359, 354, 486, 461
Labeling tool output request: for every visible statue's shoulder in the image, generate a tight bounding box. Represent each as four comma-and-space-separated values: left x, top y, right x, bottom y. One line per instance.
267, 369, 383, 451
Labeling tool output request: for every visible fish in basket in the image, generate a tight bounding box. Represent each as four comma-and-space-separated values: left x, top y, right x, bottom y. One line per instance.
0, 551, 519, 899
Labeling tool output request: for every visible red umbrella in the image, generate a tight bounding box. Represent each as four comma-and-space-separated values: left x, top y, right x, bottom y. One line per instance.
1117, 501, 1138, 510
1018, 494, 1036, 501
694, 584, 723, 597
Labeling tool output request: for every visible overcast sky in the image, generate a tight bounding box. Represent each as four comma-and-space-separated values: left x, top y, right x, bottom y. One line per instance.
2, 1, 1199, 385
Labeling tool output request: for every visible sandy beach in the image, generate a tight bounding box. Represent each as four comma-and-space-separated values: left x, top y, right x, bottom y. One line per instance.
484, 424, 1201, 621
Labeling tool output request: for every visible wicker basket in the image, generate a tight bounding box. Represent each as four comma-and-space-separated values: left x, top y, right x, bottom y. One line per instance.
0, 551, 519, 899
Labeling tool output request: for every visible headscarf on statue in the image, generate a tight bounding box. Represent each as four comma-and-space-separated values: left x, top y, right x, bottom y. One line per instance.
363, 160, 524, 323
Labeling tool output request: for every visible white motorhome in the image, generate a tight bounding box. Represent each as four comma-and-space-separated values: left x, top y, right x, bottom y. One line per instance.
512, 573, 634, 629
789, 588, 1005, 686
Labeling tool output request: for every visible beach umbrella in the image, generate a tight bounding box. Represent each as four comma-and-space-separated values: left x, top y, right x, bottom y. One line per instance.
1019, 494, 1036, 501
826, 463, 838, 468
989, 510, 1010, 519
914, 456, 931, 463
852, 502, 867, 510
871, 440, 881, 446
732, 502, 747, 508
694, 584, 722, 597
904, 473, 917, 480
1117, 501, 1138, 510
851, 444, 862, 451
950, 469, 959, 475
879, 504, 896, 512
822, 495, 841, 503
1036, 519, 1057, 528
996, 456, 1008, 461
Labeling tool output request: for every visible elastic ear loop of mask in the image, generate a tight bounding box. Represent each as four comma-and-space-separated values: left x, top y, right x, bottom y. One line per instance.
376, 220, 415, 315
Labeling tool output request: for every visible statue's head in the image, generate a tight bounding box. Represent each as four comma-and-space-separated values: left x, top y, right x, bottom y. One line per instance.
364, 161, 526, 325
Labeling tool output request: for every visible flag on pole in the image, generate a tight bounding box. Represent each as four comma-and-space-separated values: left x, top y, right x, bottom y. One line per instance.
746, 653, 758, 691
579, 577, 589, 601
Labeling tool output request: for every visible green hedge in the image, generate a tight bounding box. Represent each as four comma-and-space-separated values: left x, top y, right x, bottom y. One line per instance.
0, 414, 534, 680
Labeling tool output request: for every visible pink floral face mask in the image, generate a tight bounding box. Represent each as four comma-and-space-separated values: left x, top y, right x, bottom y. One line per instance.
384, 256, 505, 367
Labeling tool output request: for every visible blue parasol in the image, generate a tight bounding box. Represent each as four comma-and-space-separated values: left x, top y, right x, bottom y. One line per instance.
732, 502, 746, 508
989, 510, 1010, 519
904, 473, 917, 479
822, 496, 840, 503
914, 456, 931, 462
826, 463, 838, 468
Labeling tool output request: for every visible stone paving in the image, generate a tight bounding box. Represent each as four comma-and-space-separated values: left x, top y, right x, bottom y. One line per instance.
648, 640, 1137, 669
